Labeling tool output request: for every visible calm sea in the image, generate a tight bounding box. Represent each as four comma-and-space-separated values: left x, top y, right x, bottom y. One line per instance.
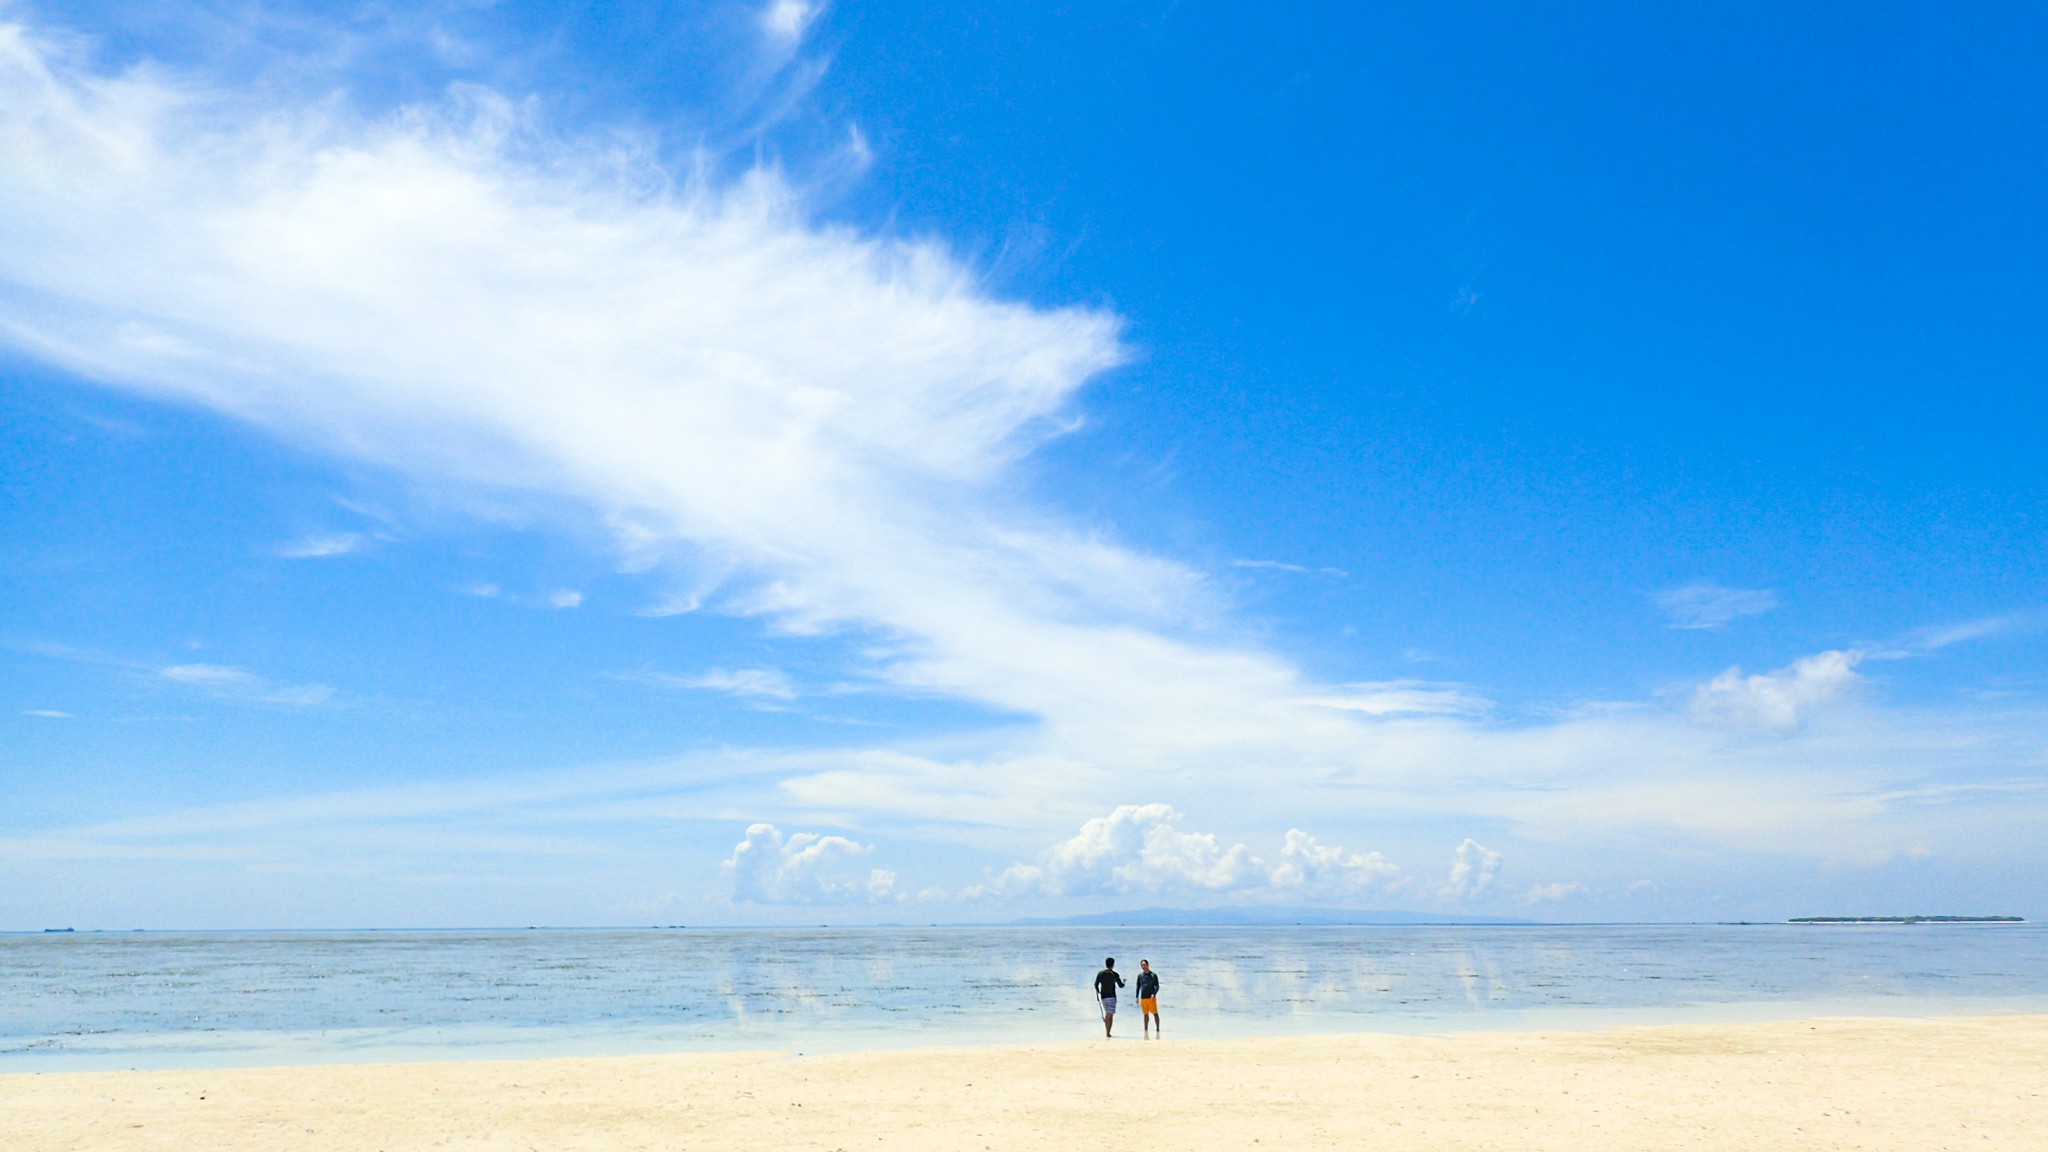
4, 924, 2045, 1070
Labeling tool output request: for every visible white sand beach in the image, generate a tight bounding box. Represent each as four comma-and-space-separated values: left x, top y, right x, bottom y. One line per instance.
4, 1014, 2043, 1151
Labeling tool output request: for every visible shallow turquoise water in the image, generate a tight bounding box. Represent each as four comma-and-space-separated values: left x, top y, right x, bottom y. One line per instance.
4, 924, 2044, 1069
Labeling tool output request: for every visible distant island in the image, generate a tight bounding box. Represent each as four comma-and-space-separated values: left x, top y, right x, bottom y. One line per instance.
1788, 915, 2024, 924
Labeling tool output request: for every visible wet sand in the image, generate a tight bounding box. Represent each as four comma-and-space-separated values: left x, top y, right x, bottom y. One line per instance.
4, 1014, 2043, 1150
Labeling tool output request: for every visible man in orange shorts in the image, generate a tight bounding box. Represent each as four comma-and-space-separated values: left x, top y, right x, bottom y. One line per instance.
1136, 959, 1161, 1037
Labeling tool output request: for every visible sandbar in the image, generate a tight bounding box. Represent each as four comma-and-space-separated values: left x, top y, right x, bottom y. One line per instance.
4, 1014, 2044, 1150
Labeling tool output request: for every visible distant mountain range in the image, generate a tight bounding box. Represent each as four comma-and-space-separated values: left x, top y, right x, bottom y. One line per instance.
1787, 915, 2023, 924
1000, 906, 1540, 927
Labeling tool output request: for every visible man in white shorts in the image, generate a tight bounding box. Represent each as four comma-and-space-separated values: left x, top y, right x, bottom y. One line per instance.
1093, 957, 1125, 1038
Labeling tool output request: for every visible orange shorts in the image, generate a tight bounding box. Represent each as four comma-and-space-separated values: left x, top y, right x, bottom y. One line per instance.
1139, 997, 1158, 1013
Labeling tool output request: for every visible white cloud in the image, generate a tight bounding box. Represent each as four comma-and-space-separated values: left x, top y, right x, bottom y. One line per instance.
1689, 649, 1862, 733
158, 664, 256, 687
646, 666, 798, 701
988, 804, 1264, 897
1297, 681, 1488, 718
159, 663, 335, 707
722, 822, 896, 903
761, 1, 819, 41
1656, 582, 1779, 630
1232, 558, 1348, 577
976, 809, 1403, 903
1522, 881, 1588, 904
0, 23, 1188, 754
1912, 614, 2042, 651
635, 592, 702, 617
2, 20, 2047, 921
459, 583, 587, 609
278, 532, 362, 558
1268, 829, 1401, 895
1440, 838, 1502, 901
7, 705, 2048, 920
23, 708, 73, 718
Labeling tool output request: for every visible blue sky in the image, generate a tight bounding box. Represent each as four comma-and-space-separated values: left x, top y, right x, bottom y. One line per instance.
2, 1, 2043, 928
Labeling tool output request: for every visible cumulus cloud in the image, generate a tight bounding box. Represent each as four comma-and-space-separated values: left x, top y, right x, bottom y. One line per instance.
722, 822, 896, 903
977, 815, 1504, 908
159, 663, 334, 707
972, 808, 1407, 903
1440, 838, 1502, 901
278, 532, 362, 558
988, 804, 1264, 897
1522, 881, 1588, 904
1656, 582, 1778, 630
548, 590, 583, 609
1689, 649, 1862, 733
1268, 829, 1402, 895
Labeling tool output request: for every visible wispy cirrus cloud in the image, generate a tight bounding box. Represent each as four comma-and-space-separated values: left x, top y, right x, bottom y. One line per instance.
1232, 557, 1348, 578
277, 531, 363, 558
1910, 613, 2044, 651
1297, 681, 1489, 718
459, 583, 585, 610
632, 666, 798, 701
159, 663, 335, 707
0, 22, 1144, 737
5, 640, 335, 710
1655, 581, 1779, 630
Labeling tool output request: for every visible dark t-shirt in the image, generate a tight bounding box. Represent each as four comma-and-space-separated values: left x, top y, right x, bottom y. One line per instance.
1094, 968, 1124, 998
1135, 971, 1159, 1000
